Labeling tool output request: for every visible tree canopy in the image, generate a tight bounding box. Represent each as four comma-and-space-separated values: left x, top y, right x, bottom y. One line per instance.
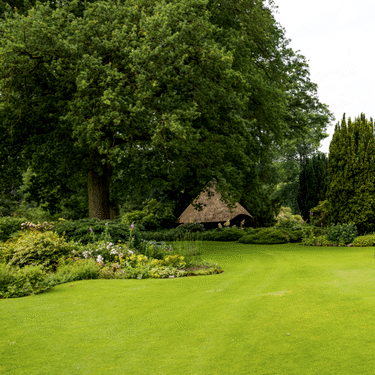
0, 0, 332, 220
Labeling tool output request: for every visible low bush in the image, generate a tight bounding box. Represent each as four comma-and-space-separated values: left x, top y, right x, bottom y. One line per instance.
75, 241, 132, 264
0, 263, 52, 298
353, 234, 375, 247
0, 231, 79, 270
283, 229, 303, 243
49, 258, 101, 285
53, 219, 129, 244
238, 228, 289, 244
0, 217, 27, 242
140, 241, 174, 260
326, 223, 358, 245
200, 227, 248, 241
301, 226, 325, 246
275, 207, 304, 228
141, 230, 175, 242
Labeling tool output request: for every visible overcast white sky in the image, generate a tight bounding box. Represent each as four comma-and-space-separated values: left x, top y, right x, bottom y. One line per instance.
273, 0, 375, 154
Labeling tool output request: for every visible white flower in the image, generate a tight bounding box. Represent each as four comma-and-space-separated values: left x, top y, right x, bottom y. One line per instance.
128, 250, 133, 255
96, 255, 104, 263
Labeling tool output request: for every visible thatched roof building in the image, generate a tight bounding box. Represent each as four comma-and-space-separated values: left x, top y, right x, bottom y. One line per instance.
177, 185, 253, 228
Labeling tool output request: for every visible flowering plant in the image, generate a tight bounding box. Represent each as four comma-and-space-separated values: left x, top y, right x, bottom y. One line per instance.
74, 241, 133, 264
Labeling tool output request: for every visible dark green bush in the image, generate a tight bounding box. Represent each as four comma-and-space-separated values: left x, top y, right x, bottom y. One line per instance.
238, 228, 289, 244
1, 231, 79, 270
0, 264, 52, 298
326, 223, 358, 245
141, 230, 175, 242
0, 217, 27, 242
200, 227, 249, 241
141, 225, 205, 242
54, 219, 129, 244
282, 229, 303, 243
122, 199, 176, 230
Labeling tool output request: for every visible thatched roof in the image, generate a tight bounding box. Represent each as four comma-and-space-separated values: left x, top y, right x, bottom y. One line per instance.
177, 186, 252, 224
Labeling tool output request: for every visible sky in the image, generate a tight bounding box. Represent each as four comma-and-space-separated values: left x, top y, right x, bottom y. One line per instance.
273, 0, 375, 154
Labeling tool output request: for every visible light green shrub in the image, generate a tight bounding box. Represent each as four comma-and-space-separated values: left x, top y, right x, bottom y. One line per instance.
275, 206, 304, 228
1, 231, 78, 270
50, 258, 101, 284
353, 234, 375, 247
0, 264, 51, 298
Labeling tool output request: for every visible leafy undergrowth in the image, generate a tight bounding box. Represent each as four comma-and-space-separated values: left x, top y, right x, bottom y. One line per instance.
0, 230, 223, 298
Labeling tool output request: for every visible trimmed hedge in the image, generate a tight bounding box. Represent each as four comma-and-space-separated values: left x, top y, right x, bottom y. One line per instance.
238, 228, 290, 244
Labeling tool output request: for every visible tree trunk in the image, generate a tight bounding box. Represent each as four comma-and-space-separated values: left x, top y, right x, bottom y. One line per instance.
88, 164, 112, 220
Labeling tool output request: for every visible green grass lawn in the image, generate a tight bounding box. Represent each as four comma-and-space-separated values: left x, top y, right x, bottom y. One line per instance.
2, 242, 375, 374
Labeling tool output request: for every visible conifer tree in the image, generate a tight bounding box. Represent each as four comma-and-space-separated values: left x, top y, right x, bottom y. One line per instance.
298, 153, 327, 221
327, 114, 375, 232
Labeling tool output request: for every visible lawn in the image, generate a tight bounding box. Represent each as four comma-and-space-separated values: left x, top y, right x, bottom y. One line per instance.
2, 242, 375, 374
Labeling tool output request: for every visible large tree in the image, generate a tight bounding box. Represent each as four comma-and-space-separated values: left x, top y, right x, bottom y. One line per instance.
0, 0, 332, 220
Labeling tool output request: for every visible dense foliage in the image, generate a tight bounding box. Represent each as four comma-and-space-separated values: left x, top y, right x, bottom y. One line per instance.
327, 114, 375, 232
298, 153, 328, 221
53, 219, 129, 244
0, 220, 223, 298
0, 0, 331, 222
238, 228, 290, 244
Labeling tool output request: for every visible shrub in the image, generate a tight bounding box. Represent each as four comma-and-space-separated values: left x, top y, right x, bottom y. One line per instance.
140, 241, 174, 260
21, 221, 54, 232
326, 223, 358, 245
285, 229, 303, 242
174, 222, 205, 234
141, 230, 175, 242
122, 199, 175, 230
0, 264, 51, 298
353, 234, 375, 247
309, 200, 330, 227
0, 217, 26, 242
49, 258, 101, 285
53, 219, 129, 244
275, 207, 304, 228
1, 231, 79, 270
238, 228, 289, 244
200, 227, 249, 241
73, 241, 132, 264
301, 225, 324, 246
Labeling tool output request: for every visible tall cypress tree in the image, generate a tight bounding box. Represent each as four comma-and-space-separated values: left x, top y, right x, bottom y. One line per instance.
327, 114, 375, 232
